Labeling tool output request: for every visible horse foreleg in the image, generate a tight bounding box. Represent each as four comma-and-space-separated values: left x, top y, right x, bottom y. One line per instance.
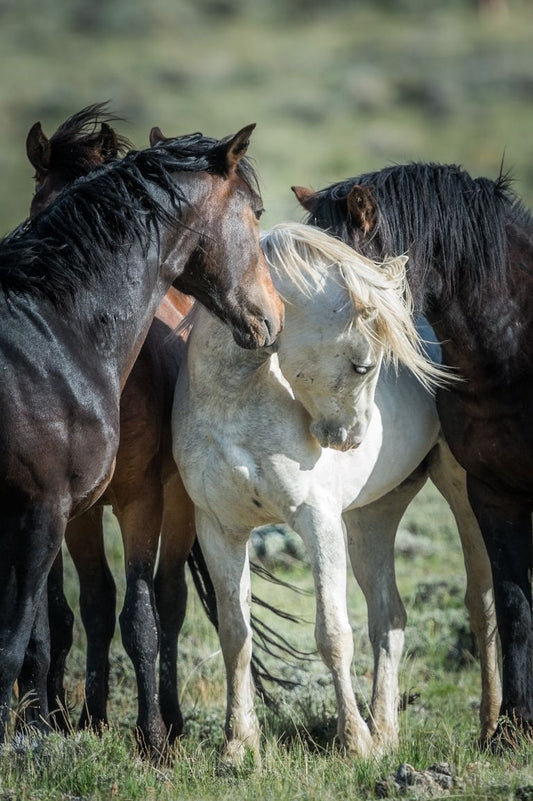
19, 549, 73, 732
428, 438, 501, 742
195, 508, 260, 768
114, 477, 167, 760
293, 505, 373, 757
466, 474, 533, 742
66, 508, 116, 731
154, 472, 196, 741
0, 503, 66, 740
16, 591, 51, 732
343, 467, 426, 752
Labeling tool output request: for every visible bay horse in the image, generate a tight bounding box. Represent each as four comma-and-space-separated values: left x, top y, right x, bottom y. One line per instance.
172, 223, 447, 765
0, 122, 284, 751
293, 163, 533, 744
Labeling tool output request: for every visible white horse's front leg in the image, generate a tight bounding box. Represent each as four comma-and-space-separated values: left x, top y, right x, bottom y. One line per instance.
293, 506, 373, 757
343, 468, 425, 752
195, 508, 260, 767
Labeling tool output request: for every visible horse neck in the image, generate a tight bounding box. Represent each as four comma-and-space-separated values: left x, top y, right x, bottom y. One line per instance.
416, 248, 533, 390
185, 307, 270, 394
75, 193, 200, 387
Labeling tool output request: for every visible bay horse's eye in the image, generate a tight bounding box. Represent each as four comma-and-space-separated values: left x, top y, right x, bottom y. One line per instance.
254, 208, 264, 221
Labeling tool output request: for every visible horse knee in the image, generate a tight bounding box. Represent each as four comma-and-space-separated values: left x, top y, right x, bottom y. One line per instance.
315, 623, 353, 670
119, 579, 159, 661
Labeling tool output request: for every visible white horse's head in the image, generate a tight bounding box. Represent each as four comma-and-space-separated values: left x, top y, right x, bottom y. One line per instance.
261, 223, 447, 451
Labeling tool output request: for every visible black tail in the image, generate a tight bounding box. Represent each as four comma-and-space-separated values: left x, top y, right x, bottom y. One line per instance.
186, 538, 314, 705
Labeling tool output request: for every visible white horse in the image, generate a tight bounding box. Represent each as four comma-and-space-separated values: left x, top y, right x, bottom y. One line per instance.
172, 223, 499, 764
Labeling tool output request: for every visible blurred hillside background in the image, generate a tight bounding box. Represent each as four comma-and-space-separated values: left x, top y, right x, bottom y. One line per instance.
0, 0, 532, 233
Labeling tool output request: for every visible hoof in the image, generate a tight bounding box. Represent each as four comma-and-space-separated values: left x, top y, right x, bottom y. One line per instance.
218, 739, 261, 773
136, 722, 171, 765
486, 718, 533, 753
341, 722, 374, 758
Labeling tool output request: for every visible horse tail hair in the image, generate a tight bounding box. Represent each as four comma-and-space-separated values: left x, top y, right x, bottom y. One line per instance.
186, 540, 313, 706
186, 537, 219, 629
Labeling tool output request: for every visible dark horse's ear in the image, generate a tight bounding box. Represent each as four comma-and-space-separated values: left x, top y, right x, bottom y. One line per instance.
217, 123, 256, 175
26, 121, 51, 171
94, 122, 120, 163
291, 185, 317, 212
346, 185, 377, 235
149, 126, 167, 147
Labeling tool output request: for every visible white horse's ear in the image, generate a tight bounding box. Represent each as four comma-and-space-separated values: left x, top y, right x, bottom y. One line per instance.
346, 185, 377, 235
26, 121, 51, 171
292, 185, 317, 212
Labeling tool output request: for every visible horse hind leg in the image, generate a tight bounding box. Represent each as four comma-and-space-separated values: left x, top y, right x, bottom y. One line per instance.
154, 473, 196, 742
464, 473, 531, 743
114, 475, 167, 761
427, 437, 502, 742
343, 464, 427, 752
65, 507, 116, 732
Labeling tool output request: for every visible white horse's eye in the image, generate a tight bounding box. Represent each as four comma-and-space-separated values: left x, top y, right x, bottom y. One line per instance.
352, 363, 372, 375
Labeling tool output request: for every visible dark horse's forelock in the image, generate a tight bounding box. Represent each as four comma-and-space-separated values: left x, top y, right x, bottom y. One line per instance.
308, 163, 531, 308
42, 101, 132, 181
0, 132, 260, 307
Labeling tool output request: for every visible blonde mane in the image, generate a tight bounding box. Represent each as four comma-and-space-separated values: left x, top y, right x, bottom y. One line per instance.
260, 222, 451, 391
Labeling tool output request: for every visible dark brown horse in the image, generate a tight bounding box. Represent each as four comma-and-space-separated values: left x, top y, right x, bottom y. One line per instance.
293, 162, 533, 744
23, 104, 197, 756
0, 120, 283, 752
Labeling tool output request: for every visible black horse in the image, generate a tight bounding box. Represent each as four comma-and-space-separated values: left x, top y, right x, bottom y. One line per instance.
293, 162, 533, 745
0, 124, 284, 743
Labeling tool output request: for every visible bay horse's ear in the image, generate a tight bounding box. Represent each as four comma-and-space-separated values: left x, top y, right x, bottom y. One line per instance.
26, 121, 51, 171
95, 122, 120, 162
346, 185, 377, 235
291, 185, 317, 212
149, 126, 167, 146
221, 123, 256, 174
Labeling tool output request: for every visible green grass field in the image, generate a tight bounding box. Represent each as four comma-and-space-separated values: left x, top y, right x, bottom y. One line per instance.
0, 0, 532, 798
1, 487, 532, 800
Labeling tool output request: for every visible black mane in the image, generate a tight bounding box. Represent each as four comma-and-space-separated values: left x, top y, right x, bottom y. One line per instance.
307, 162, 532, 307
1, 131, 259, 305
42, 101, 132, 181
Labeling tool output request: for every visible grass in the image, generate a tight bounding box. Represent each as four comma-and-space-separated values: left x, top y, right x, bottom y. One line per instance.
2, 485, 532, 800
1, 1, 532, 798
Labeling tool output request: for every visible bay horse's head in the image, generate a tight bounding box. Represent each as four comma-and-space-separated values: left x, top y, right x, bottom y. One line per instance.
26, 102, 131, 218
150, 124, 284, 349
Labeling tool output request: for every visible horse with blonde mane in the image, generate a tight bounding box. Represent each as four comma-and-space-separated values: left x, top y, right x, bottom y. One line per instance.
171, 222, 448, 764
